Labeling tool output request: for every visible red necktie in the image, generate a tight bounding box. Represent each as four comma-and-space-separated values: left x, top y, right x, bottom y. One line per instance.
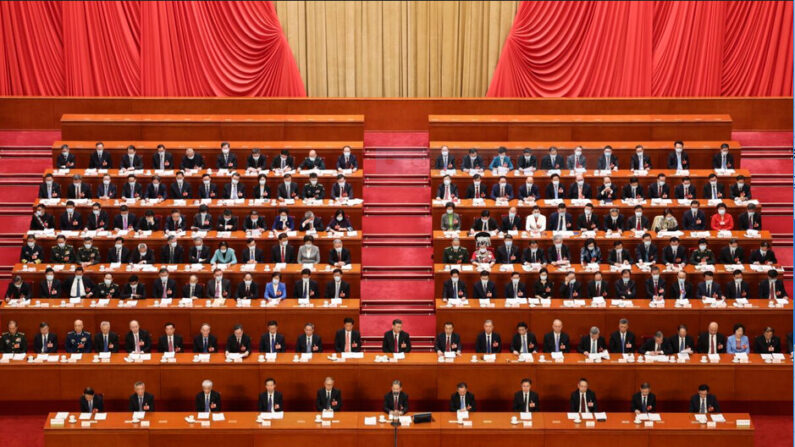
281, 247, 285, 263
394, 334, 399, 353
710, 336, 716, 354
168, 337, 174, 352
580, 394, 586, 412
446, 336, 451, 351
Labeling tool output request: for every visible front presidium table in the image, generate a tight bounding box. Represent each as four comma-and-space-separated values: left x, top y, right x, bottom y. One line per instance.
1, 353, 789, 413
43, 412, 754, 447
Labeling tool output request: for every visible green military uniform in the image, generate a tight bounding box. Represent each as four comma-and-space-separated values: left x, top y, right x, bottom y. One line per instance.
302, 183, 325, 200
92, 282, 120, 299
77, 246, 101, 264
689, 249, 716, 265
1, 331, 27, 353
443, 246, 470, 264
51, 244, 76, 263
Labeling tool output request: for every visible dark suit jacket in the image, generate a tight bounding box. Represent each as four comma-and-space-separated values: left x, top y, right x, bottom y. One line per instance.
79, 395, 104, 413
152, 278, 177, 298
540, 155, 563, 170
144, 183, 167, 199
67, 183, 92, 199
258, 391, 283, 412
624, 215, 650, 231
182, 283, 204, 299
719, 246, 745, 264
195, 390, 222, 412
450, 391, 476, 412
567, 183, 592, 199
669, 280, 693, 299
56, 153, 76, 169
316, 388, 342, 411
59, 211, 83, 230
675, 184, 697, 200
216, 216, 239, 231
725, 280, 750, 299
696, 332, 727, 353
89, 151, 112, 169
247, 154, 268, 169
205, 278, 231, 298
667, 151, 690, 169
495, 245, 520, 264
277, 182, 299, 199
325, 280, 351, 299
500, 215, 522, 232
576, 213, 600, 231
225, 334, 252, 354
334, 329, 361, 352
648, 182, 670, 199
120, 154, 143, 169
93, 332, 120, 353
198, 183, 219, 199
518, 183, 540, 200
240, 247, 264, 264
510, 332, 538, 353
33, 333, 58, 353
107, 246, 131, 263
293, 279, 320, 299
689, 394, 720, 413
189, 246, 211, 263
382, 331, 412, 353
645, 278, 667, 299
629, 154, 651, 170
383, 392, 409, 413
577, 336, 607, 353
569, 389, 598, 412
129, 392, 155, 412
546, 212, 573, 231
504, 281, 526, 299
435, 154, 456, 170
223, 183, 246, 199
434, 332, 461, 353
543, 331, 570, 352
754, 335, 781, 354
271, 244, 296, 263
216, 153, 238, 169
152, 151, 174, 169
615, 279, 637, 299
586, 280, 610, 299
121, 283, 146, 300
121, 182, 143, 199
30, 213, 56, 231
602, 215, 624, 231
639, 338, 673, 355
112, 213, 138, 230
271, 155, 295, 170
160, 245, 184, 264
631, 392, 657, 413
703, 183, 726, 200
157, 334, 184, 353
336, 154, 357, 170
169, 181, 192, 199
130, 249, 155, 264
522, 248, 546, 264
559, 281, 582, 299
179, 154, 205, 170
475, 331, 502, 353
235, 282, 259, 300
472, 280, 496, 299
125, 330, 152, 353
668, 334, 695, 353
663, 246, 687, 264
296, 334, 323, 353
38, 182, 62, 199
192, 334, 218, 353
596, 155, 619, 170
759, 278, 787, 299
460, 155, 484, 170
465, 183, 488, 199
712, 152, 735, 170
299, 156, 325, 170
608, 331, 636, 353
512, 390, 540, 412
259, 333, 287, 353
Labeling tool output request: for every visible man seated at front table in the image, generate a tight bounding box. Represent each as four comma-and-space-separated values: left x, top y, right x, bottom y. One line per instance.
129, 381, 155, 412
1, 320, 26, 353
577, 326, 607, 354
195, 380, 222, 412
382, 319, 411, 353
383, 380, 409, 415
475, 319, 502, 354
450, 382, 476, 412
543, 319, 570, 353
206, 268, 231, 299
435, 321, 461, 356
125, 320, 152, 353
334, 317, 361, 353
511, 321, 537, 355
754, 326, 782, 354
260, 320, 287, 353
325, 269, 350, 299
570, 378, 598, 413
258, 378, 283, 412
669, 324, 695, 354
316, 377, 343, 411
639, 331, 673, 355
79, 387, 104, 414
94, 321, 119, 353
66, 319, 92, 353
193, 323, 218, 354
226, 324, 252, 357
158, 322, 183, 353
296, 323, 323, 353
689, 384, 720, 414
632, 382, 657, 414
182, 275, 204, 299
34, 321, 58, 354
513, 378, 539, 412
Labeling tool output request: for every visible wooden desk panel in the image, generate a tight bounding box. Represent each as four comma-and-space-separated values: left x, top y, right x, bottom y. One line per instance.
61, 114, 365, 141
428, 115, 733, 142
433, 299, 792, 352
432, 231, 770, 265
27, 231, 362, 264
13, 263, 362, 299
53, 140, 363, 170
34, 198, 363, 229
0, 299, 359, 353
429, 141, 742, 171
432, 264, 781, 300
43, 412, 755, 447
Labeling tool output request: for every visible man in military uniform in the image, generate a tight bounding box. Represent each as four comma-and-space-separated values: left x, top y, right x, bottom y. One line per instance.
1, 320, 26, 353
51, 235, 76, 263
77, 237, 101, 266
20, 234, 44, 264
689, 238, 717, 265
301, 172, 326, 200
66, 319, 92, 353
92, 273, 120, 299
442, 237, 469, 264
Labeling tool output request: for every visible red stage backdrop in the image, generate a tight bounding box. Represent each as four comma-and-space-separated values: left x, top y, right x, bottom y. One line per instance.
0, 1, 305, 96
488, 1, 793, 97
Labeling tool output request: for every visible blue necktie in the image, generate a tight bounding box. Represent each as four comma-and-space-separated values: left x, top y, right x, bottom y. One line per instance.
205, 395, 210, 412
104, 335, 108, 352
267, 395, 273, 412
270, 335, 275, 352
486, 336, 492, 354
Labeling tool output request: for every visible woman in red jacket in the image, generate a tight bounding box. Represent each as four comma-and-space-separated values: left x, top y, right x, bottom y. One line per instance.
710, 203, 734, 231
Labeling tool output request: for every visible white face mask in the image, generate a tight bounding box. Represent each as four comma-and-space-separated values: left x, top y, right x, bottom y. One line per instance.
66, 208, 74, 214
252, 155, 259, 160
540, 274, 547, 280
284, 180, 291, 185
451, 277, 458, 283
747, 211, 754, 216
532, 212, 540, 217
343, 151, 351, 157
699, 245, 707, 251
334, 276, 341, 282
721, 150, 729, 155
84, 243, 92, 249
675, 148, 682, 153
169, 242, 177, 248
446, 209, 453, 215
683, 183, 691, 189
709, 181, 717, 186
231, 179, 239, 185
737, 182, 744, 187
57, 242, 65, 248
441, 150, 448, 156
479, 248, 487, 253
604, 152, 612, 157
691, 207, 698, 213
505, 241, 512, 247
27, 241, 34, 247
46, 275, 54, 281
336, 215, 344, 222
623, 278, 630, 283
636, 151, 643, 157
718, 209, 725, 215
652, 274, 659, 281
280, 216, 288, 222
36, 210, 43, 216
104, 279, 112, 286
554, 243, 562, 248
644, 241, 651, 246
512, 278, 519, 284
280, 241, 288, 247
604, 182, 611, 187
203, 180, 211, 186
551, 180, 559, 186
222, 148, 230, 154
115, 243, 122, 249
443, 179, 450, 186
244, 280, 252, 286
310, 179, 318, 185
251, 216, 258, 222
635, 211, 642, 217
272, 279, 280, 285
584, 209, 592, 215
102, 180, 110, 185
473, 181, 481, 186
576, 180, 584, 186
93, 210, 100, 216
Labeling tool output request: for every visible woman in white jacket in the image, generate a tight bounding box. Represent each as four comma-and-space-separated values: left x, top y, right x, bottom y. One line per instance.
525, 205, 547, 232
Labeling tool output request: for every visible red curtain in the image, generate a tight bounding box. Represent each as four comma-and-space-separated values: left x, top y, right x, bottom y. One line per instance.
0, 1, 305, 97
488, 1, 793, 97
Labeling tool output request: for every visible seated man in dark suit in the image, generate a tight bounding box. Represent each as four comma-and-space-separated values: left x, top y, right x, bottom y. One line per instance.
713, 143, 734, 170
461, 148, 484, 171
272, 233, 296, 263
181, 275, 203, 299
195, 380, 222, 412
545, 174, 566, 200
326, 269, 350, 299
120, 145, 144, 170
152, 268, 176, 299
749, 241, 777, 265
631, 382, 656, 414
56, 144, 76, 169
169, 171, 192, 199
30, 204, 56, 231
235, 273, 259, 300
193, 323, 218, 353
689, 384, 720, 413
434, 145, 455, 170
577, 326, 607, 354
79, 387, 104, 414
504, 271, 526, 299
669, 324, 695, 354
120, 275, 146, 300
33, 322, 58, 354
179, 147, 205, 170
719, 238, 745, 264
89, 142, 111, 169
125, 320, 152, 353
382, 319, 411, 353
568, 174, 591, 199
614, 269, 637, 299
198, 174, 219, 199
225, 324, 252, 357
472, 270, 496, 299
512, 378, 540, 412
129, 381, 155, 412
435, 321, 461, 356
696, 322, 726, 354
759, 269, 788, 300
153, 144, 174, 170
334, 317, 361, 353
157, 322, 184, 353
59, 202, 83, 230
540, 146, 563, 170
144, 175, 167, 199
645, 266, 667, 301
223, 173, 246, 199
638, 331, 673, 355
450, 382, 476, 412
754, 326, 781, 354
667, 141, 689, 170
543, 319, 570, 353
730, 175, 751, 200
316, 377, 342, 411
475, 320, 502, 353
621, 177, 644, 200
258, 378, 283, 412
296, 323, 323, 353
725, 270, 750, 300
93, 321, 119, 353
510, 321, 538, 354
608, 318, 636, 354
570, 378, 598, 413
703, 173, 725, 200
674, 177, 696, 200
336, 147, 357, 171
217, 142, 238, 169
383, 380, 409, 415
160, 235, 184, 264
260, 320, 287, 353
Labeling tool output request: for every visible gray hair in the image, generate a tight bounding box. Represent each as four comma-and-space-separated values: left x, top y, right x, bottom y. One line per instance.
202, 380, 213, 388
590, 326, 600, 335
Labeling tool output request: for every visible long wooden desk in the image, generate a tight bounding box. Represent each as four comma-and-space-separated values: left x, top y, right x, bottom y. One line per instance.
0, 299, 359, 353
26, 230, 363, 264
434, 299, 792, 352
47, 169, 364, 199
429, 141, 742, 171
43, 412, 755, 447
431, 199, 753, 230
13, 263, 362, 299
428, 114, 733, 142
0, 353, 786, 413
432, 264, 782, 300
52, 140, 363, 170
61, 114, 365, 141
34, 198, 363, 228
432, 231, 771, 265
431, 169, 751, 199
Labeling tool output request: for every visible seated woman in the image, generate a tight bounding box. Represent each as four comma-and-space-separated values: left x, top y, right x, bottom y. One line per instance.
296, 235, 320, 264
264, 272, 286, 300
533, 268, 554, 299
326, 209, 354, 232
524, 206, 546, 232
210, 241, 237, 265
470, 241, 495, 266
710, 203, 734, 231
652, 208, 679, 232
579, 238, 602, 265
272, 208, 295, 232
726, 323, 750, 354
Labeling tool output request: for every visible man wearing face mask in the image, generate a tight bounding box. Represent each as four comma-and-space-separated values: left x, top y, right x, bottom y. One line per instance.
635, 233, 657, 264
189, 237, 211, 264
443, 269, 467, 300
30, 204, 55, 231
68, 174, 92, 199
560, 272, 581, 299
712, 143, 734, 170
246, 148, 267, 170
738, 203, 761, 231
501, 206, 522, 232
236, 273, 259, 300
122, 174, 142, 199
496, 234, 520, 264
625, 205, 650, 231
153, 268, 177, 299
302, 173, 325, 200
120, 145, 143, 170
596, 145, 619, 171
473, 270, 496, 299
566, 146, 587, 170
145, 175, 167, 200
223, 173, 246, 199
268, 149, 293, 171
51, 235, 76, 263
91, 273, 119, 299
4, 276, 31, 300
206, 268, 231, 299
216, 142, 238, 169
749, 241, 777, 265
568, 173, 591, 199
294, 269, 319, 299
690, 239, 716, 265
76, 237, 100, 266
596, 176, 617, 201
719, 239, 745, 264
645, 266, 666, 300
471, 210, 497, 233
545, 174, 565, 200
517, 148, 537, 170
300, 149, 325, 170
182, 274, 204, 299
759, 270, 788, 300
674, 177, 696, 200
57, 144, 76, 169
702, 174, 724, 200
577, 204, 600, 231
331, 174, 353, 200
21, 234, 44, 265
547, 235, 570, 264
577, 326, 607, 354
179, 147, 205, 170
505, 271, 526, 299
586, 272, 609, 299
663, 237, 687, 265
465, 174, 487, 199
442, 238, 468, 264
518, 176, 539, 200
630, 145, 651, 170
461, 148, 484, 171
710, 203, 734, 231
89, 142, 111, 169
615, 269, 637, 300
540, 146, 562, 170
436, 175, 459, 201
682, 200, 706, 230
435, 145, 456, 170
243, 210, 266, 231
112, 205, 137, 230
730, 175, 751, 200
59, 201, 83, 230
67, 267, 95, 299
670, 271, 693, 300
336, 146, 357, 171
547, 203, 572, 232
95, 174, 115, 199
86, 203, 110, 230
198, 174, 218, 199
152, 144, 173, 170
38, 173, 61, 199
648, 173, 670, 199
271, 233, 295, 263
241, 238, 264, 264
667, 141, 689, 170
121, 275, 146, 300
697, 271, 724, 301
278, 173, 299, 199
214, 209, 237, 231
325, 269, 350, 299
168, 171, 191, 199
622, 177, 645, 200
164, 209, 187, 232
191, 204, 214, 231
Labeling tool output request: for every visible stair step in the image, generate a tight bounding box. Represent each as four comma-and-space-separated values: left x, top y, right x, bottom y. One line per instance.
0, 149, 51, 157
